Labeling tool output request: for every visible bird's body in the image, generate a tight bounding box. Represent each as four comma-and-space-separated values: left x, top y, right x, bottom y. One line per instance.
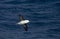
17, 20, 29, 25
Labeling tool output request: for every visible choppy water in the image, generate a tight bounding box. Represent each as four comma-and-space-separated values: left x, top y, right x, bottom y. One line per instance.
0, 0, 60, 39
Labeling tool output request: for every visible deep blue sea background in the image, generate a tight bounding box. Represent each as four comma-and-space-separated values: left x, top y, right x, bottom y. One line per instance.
0, 0, 60, 39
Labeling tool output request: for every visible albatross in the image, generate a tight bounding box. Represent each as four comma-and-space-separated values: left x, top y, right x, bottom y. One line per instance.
17, 15, 30, 31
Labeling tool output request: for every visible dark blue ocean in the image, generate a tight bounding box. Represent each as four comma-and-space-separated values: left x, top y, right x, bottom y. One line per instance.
0, 0, 60, 39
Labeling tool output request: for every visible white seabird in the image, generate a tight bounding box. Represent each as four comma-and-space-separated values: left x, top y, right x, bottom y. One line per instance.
17, 15, 30, 31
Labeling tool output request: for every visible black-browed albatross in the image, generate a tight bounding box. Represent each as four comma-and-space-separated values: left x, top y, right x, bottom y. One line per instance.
17, 15, 29, 31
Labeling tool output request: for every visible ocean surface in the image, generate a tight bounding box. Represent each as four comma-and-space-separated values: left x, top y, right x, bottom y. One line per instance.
0, 0, 60, 39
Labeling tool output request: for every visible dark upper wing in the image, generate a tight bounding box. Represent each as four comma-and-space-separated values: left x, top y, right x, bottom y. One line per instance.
19, 15, 25, 21
23, 24, 28, 31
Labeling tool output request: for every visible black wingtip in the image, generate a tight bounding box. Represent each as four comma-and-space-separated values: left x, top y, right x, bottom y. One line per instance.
24, 27, 28, 31
23, 25, 28, 31
25, 28, 28, 31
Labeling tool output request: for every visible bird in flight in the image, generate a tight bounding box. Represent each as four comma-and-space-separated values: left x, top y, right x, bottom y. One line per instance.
17, 15, 30, 31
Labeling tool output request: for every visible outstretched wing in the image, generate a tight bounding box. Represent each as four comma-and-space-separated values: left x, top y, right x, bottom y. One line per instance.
19, 15, 25, 21
23, 24, 28, 31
